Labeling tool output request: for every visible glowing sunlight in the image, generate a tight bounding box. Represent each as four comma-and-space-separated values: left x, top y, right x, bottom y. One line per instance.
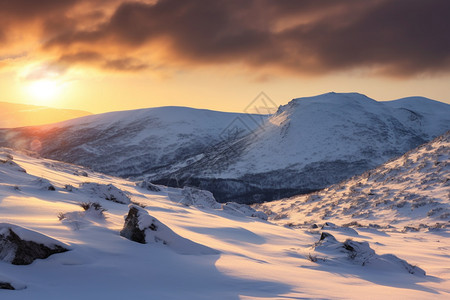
27, 79, 62, 105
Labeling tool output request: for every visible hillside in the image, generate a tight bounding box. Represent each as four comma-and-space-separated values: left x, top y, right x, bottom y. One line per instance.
0, 107, 265, 177
152, 93, 450, 203
256, 131, 450, 228
0, 93, 449, 204
1, 147, 449, 299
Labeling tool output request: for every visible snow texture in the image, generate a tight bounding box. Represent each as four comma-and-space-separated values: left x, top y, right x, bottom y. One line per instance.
257, 131, 450, 227
0, 134, 449, 299
312, 232, 426, 276
79, 182, 131, 204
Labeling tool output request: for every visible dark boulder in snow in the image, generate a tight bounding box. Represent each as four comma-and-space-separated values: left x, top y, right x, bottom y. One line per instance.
120, 205, 219, 255
80, 182, 131, 204
119, 206, 148, 244
136, 178, 161, 192
0, 282, 15, 290
0, 274, 26, 290
313, 232, 426, 276
0, 223, 68, 265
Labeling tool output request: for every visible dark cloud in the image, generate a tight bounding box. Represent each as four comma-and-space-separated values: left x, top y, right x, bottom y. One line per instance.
54, 51, 148, 72
0, 0, 78, 18
2, 0, 450, 76
103, 58, 148, 71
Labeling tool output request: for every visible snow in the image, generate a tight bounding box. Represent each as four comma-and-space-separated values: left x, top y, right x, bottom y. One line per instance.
0, 223, 68, 250
0, 274, 26, 290
180, 186, 222, 209
166, 186, 268, 219
0, 106, 266, 179
78, 182, 131, 204
0, 145, 449, 299
148, 92, 450, 203
128, 204, 220, 255
257, 131, 450, 227
311, 232, 426, 276
203, 92, 450, 176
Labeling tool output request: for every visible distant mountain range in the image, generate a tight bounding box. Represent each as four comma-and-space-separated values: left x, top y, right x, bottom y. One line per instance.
256, 130, 450, 227
150, 93, 450, 203
0, 106, 265, 177
0, 102, 92, 128
0, 93, 449, 203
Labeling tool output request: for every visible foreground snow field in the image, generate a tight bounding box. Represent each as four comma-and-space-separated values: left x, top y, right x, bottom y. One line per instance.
0, 147, 449, 299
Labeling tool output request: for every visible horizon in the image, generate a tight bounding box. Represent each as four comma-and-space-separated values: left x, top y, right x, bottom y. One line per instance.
3, 91, 449, 117
1, 1, 449, 114
1, 1, 449, 298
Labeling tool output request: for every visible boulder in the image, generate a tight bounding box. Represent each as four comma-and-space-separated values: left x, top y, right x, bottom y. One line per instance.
136, 179, 161, 192
0, 282, 15, 290
0, 223, 68, 265
313, 232, 426, 275
180, 187, 221, 209
120, 205, 219, 255
80, 182, 131, 204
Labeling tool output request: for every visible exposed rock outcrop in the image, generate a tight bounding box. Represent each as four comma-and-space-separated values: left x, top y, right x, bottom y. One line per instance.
312, 232, 426, 275
120, 205, 219, 255
0, 224, 68, 265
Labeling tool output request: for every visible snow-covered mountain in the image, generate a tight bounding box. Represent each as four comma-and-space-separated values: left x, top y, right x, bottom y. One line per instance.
255, 131, 450, 228
151, 93, 450, 203
0, 93, 449, 204
0, 106, 265, 177
1, 147, 449, 299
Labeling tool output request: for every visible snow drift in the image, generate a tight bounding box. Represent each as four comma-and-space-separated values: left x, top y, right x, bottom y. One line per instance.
120, 205, 219, 255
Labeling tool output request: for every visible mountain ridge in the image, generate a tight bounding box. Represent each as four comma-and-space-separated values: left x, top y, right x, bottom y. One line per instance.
0, 92, 449, 204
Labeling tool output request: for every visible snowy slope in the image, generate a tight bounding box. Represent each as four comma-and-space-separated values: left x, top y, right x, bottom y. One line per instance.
0, 106, 265, 177
1, 93, 449, 205
256, 131, 450, 228
1, 148, 450, 299
153, 93, 450, 203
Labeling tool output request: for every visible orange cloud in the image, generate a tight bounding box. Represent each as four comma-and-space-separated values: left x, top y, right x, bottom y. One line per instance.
1, 0, 450, 77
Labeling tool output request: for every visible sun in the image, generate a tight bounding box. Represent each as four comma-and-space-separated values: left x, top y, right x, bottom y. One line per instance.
27, 79, 62, 105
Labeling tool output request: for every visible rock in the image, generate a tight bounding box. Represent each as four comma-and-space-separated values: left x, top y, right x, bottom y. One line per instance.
0, 282, 15, 290
34, 178, 55, 191
80, 182, 131, 204
119, 206, 149, 244
180, 187, 221, 209
313, 232, 426, 275
0, 274, 26, 290
136, 179, 161, 192
120, 205, 219, 255
0, 224, 68, 265
64, 184, 74, 192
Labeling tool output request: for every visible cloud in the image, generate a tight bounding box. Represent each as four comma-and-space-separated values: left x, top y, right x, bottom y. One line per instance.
53, 51, 148, 72
2, 0, 450, 77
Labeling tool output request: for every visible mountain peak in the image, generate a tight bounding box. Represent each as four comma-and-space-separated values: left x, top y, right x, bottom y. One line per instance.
291, 92, 375, 104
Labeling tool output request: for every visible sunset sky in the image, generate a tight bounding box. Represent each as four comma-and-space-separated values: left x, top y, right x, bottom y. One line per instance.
1, 0, 449, 113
